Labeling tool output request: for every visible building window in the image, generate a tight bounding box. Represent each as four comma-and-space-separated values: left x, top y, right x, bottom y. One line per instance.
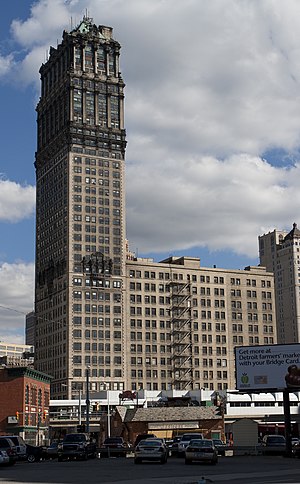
25, 385, 29, 404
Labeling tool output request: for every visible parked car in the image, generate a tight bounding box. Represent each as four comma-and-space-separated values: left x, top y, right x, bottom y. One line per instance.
134, 433, 157, 448
26, 444, 46, 463
291, 439, 300, 458
45, 442, 59, 459
171, 436, 182, 456
262, 435, 286, 455
185, 439, 218, 465
212, 438, 227, 456
102, 437, 128, 457
178, 433, 204, 456
134, 438, 168, 464
58, 433, 96, 461
5, 436, 27, 460
0, 437, 17, 465
0, 450, 10, 466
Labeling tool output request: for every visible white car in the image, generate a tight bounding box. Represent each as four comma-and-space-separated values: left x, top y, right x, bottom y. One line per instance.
0, 450, 10, 466
178, 433, 204, 456
134, 439, 168, 464
185, 439, 218, 465
5, 436, 27, 460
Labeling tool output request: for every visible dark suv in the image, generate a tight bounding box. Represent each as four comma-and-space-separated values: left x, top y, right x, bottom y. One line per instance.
0, 437, 17, 465
58, 434, 96, 461
102, 437, 128, 457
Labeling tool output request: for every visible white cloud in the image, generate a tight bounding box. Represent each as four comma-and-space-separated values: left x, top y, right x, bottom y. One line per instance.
3, 0, 300, 259
0, 179, 35, 222
0, 262, 34, 343
126, 154, 300, 257
0, 54, 14, 77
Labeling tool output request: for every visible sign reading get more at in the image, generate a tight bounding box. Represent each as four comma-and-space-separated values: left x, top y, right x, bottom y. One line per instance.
235, 343, 300, 391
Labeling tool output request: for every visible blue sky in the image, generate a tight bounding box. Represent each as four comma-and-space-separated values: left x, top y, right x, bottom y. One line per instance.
1, 0, 300, 342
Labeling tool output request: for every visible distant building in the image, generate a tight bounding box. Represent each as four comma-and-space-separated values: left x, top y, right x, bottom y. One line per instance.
259, 223, 300, 343
0, 366, 51, 445
0, 341, 34, 358
0, 355, 34, 368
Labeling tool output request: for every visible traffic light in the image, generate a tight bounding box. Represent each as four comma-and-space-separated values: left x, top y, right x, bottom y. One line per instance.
15, 411, 19, 421
43, 410, 47, 421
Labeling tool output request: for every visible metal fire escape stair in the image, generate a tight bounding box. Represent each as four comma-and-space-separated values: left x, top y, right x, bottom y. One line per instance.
170, 280, 194, 390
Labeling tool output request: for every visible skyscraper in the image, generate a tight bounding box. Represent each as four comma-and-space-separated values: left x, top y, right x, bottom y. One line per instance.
35, 17, 126, 398
259, 223, 300, 344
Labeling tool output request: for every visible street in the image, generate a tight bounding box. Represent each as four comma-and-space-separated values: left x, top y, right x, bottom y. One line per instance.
1, 455, 300, 484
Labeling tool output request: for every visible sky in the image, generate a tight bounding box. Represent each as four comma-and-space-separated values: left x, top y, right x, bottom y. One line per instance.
1, 0, 300, 342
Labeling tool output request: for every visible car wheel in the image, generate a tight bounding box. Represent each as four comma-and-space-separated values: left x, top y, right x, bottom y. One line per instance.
58, 456, 63, 462
27, 454, 36, 463
160, 456, 166, 464
185, 458, 192, 465
134, 458, 141, 464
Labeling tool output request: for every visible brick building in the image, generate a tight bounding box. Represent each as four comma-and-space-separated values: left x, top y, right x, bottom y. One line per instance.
108, 406, 224, 445
0, 367, 51, 445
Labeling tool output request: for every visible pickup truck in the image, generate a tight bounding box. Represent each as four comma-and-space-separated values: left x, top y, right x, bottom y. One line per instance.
57, 433, 96, 461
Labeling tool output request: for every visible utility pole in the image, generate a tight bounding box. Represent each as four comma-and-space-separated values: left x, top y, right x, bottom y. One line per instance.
79, 388, 82, 425
86, 367, 90, 434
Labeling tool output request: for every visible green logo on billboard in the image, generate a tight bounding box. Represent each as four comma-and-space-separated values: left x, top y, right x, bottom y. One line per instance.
241, 373, 249, 384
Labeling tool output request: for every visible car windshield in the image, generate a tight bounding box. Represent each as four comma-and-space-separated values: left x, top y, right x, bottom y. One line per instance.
139, 440, 161, 447
268, 436, 285, 443
7, 437, 18, 445
64, 435, 85, 443
190, 439, 213, 447
104, 438, 122, 443
181, 435, 200, 441
213, 440, 223, 445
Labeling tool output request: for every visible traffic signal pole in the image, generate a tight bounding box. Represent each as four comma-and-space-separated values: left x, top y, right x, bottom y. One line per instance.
283, 389, 292, 456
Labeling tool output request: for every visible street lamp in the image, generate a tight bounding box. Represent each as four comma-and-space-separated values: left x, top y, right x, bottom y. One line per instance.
86, 367, 90, 434
136, 386, 143, 409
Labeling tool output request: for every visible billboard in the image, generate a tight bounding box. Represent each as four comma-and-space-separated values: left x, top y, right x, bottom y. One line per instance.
235, 343, 300, 391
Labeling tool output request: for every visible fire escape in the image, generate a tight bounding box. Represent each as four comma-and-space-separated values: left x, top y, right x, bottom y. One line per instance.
170, 279, 194, 390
